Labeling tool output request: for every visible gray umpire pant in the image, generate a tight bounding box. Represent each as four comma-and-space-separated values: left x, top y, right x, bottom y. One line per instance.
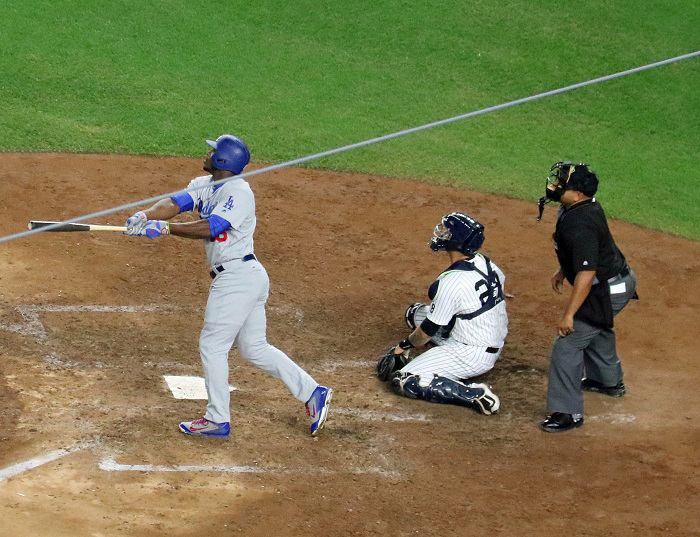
546, 269, 637, 415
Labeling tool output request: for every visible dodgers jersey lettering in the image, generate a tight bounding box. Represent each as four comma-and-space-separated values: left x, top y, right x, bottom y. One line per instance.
181, 175, 256, 266
426, 254, 508, 347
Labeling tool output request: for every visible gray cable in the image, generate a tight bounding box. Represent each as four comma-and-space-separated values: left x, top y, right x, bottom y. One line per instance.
2, 49, 698, 244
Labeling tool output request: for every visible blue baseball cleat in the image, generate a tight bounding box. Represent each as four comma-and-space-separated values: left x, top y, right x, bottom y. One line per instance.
306, 385, 333, 436
179, 417, 230, 438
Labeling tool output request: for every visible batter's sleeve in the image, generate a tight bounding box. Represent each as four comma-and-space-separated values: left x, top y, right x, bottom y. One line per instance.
171, 177, 207, 213
170, 191, 194, 212
210, 183, 254, 231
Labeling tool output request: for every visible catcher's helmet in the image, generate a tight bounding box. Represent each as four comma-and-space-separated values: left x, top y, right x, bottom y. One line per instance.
206, 134, 251, 174
429, 212, 485, 255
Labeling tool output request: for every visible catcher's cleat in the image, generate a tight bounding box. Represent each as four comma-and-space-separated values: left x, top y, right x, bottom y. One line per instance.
179, 417, 230, 438
581, 378, 626, 397
540, 412, 584, 433
306, 385, 333, 436
467, 383, 500, 415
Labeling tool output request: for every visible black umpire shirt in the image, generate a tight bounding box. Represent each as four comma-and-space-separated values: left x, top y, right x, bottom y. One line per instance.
554, 198, 626, 286
554, 198, 628, 328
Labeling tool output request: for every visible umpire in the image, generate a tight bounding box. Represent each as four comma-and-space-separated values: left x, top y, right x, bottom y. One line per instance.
539, 162, 638, 432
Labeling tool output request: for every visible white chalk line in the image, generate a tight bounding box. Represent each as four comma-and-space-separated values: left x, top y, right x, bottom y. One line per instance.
587, 413, 637, 424
0, 444, 88, 482
333, 406, 429, 422
99, 457, 400, 478
315, 360, 375, 373
0, 304, 178, 341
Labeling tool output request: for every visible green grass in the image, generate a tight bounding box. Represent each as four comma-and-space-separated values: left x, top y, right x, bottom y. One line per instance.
1, 0, 698, 238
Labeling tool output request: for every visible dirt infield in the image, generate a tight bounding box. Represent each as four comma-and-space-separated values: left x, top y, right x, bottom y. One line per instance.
1, 152, 698, 537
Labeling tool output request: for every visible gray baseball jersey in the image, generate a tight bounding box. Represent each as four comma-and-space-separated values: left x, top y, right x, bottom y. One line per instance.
171, 175, 318, 424
182, 175, 256, 266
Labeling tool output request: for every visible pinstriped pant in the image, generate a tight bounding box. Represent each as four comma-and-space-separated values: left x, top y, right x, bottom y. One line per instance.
403, 303, 501, 386
399, 343, 501, 387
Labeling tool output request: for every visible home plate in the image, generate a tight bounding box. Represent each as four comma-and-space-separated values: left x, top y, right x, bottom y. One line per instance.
164, 375, 237, 400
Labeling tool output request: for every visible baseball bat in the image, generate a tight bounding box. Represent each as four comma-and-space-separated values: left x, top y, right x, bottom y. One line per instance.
28, 221, 127, 232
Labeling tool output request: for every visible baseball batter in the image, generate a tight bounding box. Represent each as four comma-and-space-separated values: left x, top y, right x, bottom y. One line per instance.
124, 134, 332, 438
376, 212, 508, 415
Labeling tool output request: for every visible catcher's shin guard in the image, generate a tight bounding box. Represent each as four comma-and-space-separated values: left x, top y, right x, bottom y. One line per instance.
391, 373, 500, 415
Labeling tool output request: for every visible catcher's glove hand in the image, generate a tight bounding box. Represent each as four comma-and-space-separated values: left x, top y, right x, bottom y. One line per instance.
376, 346, 409, 382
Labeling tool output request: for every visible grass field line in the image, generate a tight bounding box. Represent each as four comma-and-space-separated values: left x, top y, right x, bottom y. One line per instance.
1, 51, 697, 246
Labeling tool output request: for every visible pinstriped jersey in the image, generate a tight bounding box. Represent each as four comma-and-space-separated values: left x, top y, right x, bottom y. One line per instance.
426, 253, 508, 347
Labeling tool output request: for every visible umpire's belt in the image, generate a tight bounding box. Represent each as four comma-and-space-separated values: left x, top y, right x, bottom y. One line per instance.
594, 264, 630, 285
210, 254, 257, 278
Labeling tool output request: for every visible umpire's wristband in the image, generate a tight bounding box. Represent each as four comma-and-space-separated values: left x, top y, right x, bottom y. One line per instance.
398, 338, 414, 350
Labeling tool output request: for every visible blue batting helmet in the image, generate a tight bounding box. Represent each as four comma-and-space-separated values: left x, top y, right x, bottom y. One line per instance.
429, 212, 485, 255
205, 134, 251, 174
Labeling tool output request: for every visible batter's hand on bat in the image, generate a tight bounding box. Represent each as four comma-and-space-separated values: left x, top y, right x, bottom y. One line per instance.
551, 269, 565, 294
125, 211, 148, 236
133, 220, 170, 238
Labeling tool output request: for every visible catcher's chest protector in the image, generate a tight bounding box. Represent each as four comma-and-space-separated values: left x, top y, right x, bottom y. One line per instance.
428, 256, 504, 320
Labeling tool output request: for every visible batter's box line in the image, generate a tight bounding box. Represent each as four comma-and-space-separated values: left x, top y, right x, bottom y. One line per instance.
98, 457, 400, 479
0, 441, 94, 482
307, 360, 375, 373
0, 304, 179, 341
332, 406, 429, 422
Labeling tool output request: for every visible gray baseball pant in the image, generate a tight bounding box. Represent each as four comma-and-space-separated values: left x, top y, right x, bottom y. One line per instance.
546, 269, 637, 415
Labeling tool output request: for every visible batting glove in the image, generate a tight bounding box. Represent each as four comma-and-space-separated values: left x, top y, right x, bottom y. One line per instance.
138, 220, 170, 238
125, 211, 148, 236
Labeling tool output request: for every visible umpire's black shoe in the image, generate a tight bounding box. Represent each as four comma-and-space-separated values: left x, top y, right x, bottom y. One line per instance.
541, 412, 584, 433
582, 378, 626, 397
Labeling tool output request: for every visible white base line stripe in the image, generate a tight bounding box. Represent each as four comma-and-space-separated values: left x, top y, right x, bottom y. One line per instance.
99, 458, 265, 473
0, 448, 82, 481
333, 407, 429, 422
99, 458, 399, 478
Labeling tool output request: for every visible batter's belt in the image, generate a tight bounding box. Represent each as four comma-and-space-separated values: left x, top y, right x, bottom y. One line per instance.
210, 254, 257, 278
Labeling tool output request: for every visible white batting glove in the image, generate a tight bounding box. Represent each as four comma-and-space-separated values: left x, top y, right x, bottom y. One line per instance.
138, 220, 170, 239
125, 211, 148, 236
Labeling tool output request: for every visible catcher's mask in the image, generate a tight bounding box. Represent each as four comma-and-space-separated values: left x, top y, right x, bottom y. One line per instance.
536, 161, 591, 220
429, 212, 485, 255
206, 134, 251, 174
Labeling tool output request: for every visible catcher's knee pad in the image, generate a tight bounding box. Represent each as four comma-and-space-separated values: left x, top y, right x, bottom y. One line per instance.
377, 348, 408, 382
404, 303, 428, 329
393, 374, 500, 414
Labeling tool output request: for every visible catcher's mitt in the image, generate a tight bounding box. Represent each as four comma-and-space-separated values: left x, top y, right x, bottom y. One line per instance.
376, 346, 409, 382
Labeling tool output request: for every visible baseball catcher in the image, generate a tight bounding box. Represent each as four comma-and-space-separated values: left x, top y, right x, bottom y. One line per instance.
377, 212, 508, 415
